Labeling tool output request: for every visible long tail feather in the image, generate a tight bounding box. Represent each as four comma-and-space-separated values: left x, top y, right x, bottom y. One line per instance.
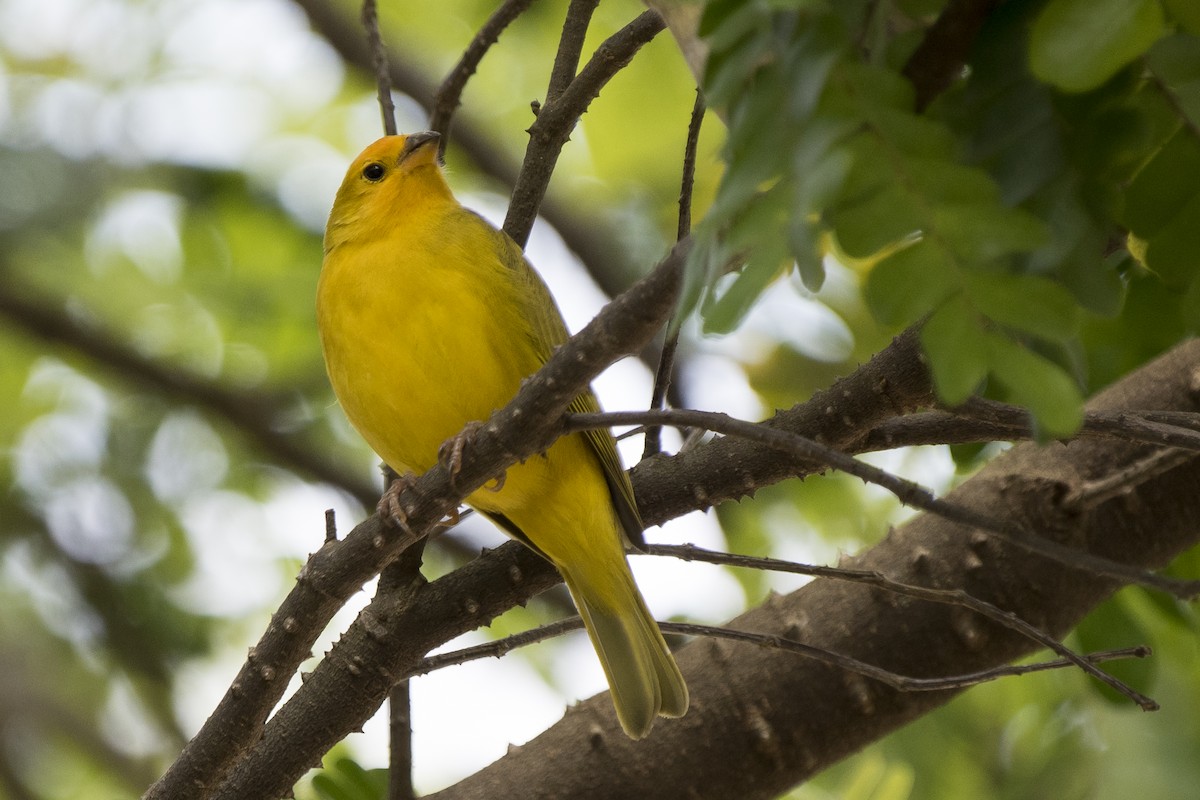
562, 564, 688, 738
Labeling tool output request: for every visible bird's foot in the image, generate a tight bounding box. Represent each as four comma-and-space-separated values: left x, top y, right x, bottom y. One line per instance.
438, 420, 483, 484
377, 472, 418, 534
438, 420, 509, 494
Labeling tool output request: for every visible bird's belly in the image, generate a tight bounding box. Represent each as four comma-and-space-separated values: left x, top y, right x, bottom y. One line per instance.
320, 263, 530, 481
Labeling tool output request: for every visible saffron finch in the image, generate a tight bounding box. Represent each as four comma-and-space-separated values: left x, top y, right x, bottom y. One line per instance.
317, 132, 688, 738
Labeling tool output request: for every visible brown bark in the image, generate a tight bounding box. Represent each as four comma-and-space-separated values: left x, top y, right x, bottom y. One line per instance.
426, 339, 1200, 800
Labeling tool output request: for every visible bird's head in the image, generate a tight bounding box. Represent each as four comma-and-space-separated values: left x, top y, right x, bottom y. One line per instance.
324, 131, 452, 253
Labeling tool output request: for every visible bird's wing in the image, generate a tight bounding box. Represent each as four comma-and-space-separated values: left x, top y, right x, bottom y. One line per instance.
484, 216, 646, 549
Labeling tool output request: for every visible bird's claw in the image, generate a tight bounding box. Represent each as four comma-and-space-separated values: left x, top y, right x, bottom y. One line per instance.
377, 472, 418, 534
438, 420, 485, 483
438, 420, 507, 495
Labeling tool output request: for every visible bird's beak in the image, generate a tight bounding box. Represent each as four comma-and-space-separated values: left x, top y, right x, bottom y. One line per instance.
399, 131, 441, 164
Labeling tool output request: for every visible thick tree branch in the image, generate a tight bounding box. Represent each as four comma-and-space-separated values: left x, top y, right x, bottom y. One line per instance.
425, 338, 1200, 800
571, 408, 1200, 596
632, 326, 938, 525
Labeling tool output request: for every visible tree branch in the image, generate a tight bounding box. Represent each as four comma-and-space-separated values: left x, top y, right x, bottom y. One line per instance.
645, 88, 705, 459
902, 0, 1005, 111
502, 9, 666, 247
545, 0, 600, 104
429, 0, 538, 146
361, 0, 397, 135
423, 338, 1200, 800
570, 408, 1200, 597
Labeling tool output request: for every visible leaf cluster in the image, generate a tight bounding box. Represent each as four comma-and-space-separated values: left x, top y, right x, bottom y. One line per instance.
693, 0, 1200, 437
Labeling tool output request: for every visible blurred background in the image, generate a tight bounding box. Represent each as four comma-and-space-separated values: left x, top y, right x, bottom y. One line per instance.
1, 0, 1198, 798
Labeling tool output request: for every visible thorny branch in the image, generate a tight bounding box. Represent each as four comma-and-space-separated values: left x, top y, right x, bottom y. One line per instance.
412, 614, 1150, 703
502, 9, 667, 246
361, 0, 396, 135
568, 408, 1200, 599
645, 88, 706, 459
429, 0, 538, 145
414, 541, 1155, 708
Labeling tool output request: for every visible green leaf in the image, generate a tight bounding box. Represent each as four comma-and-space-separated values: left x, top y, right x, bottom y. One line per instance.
986, 334, 1084, 437
863, 240, 958, 325
1163, 0, 1200, 35
705, 35, 768, 109
702, 238, 790, 334
1059, 245, 1128, 317
699, 0, 758, 40
908, 160, 1001, 205
789, 216, 825, 290
1030, 0, 1165, 92
680, 233, 728, 328
866, 108, 958, 158
1140, 193, 1200, 285
1120, 125, 1200, 238
920, 295, 988, 404
840, 61, 917, 111
965, 271, 1083, 341
932, 203, 1048, 262
831, 184, 925, 258
1145, 34, 1200, 127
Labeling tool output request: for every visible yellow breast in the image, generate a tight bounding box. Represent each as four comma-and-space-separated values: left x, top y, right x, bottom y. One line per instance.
317, 208, 540, 480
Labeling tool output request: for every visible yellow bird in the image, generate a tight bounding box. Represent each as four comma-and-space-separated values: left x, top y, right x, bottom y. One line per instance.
317, 132, 688, 738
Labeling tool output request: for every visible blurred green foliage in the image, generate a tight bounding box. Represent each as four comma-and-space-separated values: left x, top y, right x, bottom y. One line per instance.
0, 0, 1198, 798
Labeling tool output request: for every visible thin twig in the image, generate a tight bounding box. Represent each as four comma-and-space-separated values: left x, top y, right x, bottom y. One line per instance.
568, 408, 1200, 599
546, 0, 601, 103
430, 0, 538, 148
648, 543, 1158, 708
410, 616, 1150, 703
954, 398, 1200, 452
1070, 448, 1196, 509
362, 0, 397, 135
414, 540, 1155, 708
645, 89, 705, 460
1132, 410, 1200, 433
412, 619, 583, 675
503, 10, 666, 246
864, 406, 1200, 453
662, 623, 1151, 695
387, 682, 415, 800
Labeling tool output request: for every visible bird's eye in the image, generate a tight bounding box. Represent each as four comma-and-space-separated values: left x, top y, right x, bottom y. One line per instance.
362, 162, 386, 182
